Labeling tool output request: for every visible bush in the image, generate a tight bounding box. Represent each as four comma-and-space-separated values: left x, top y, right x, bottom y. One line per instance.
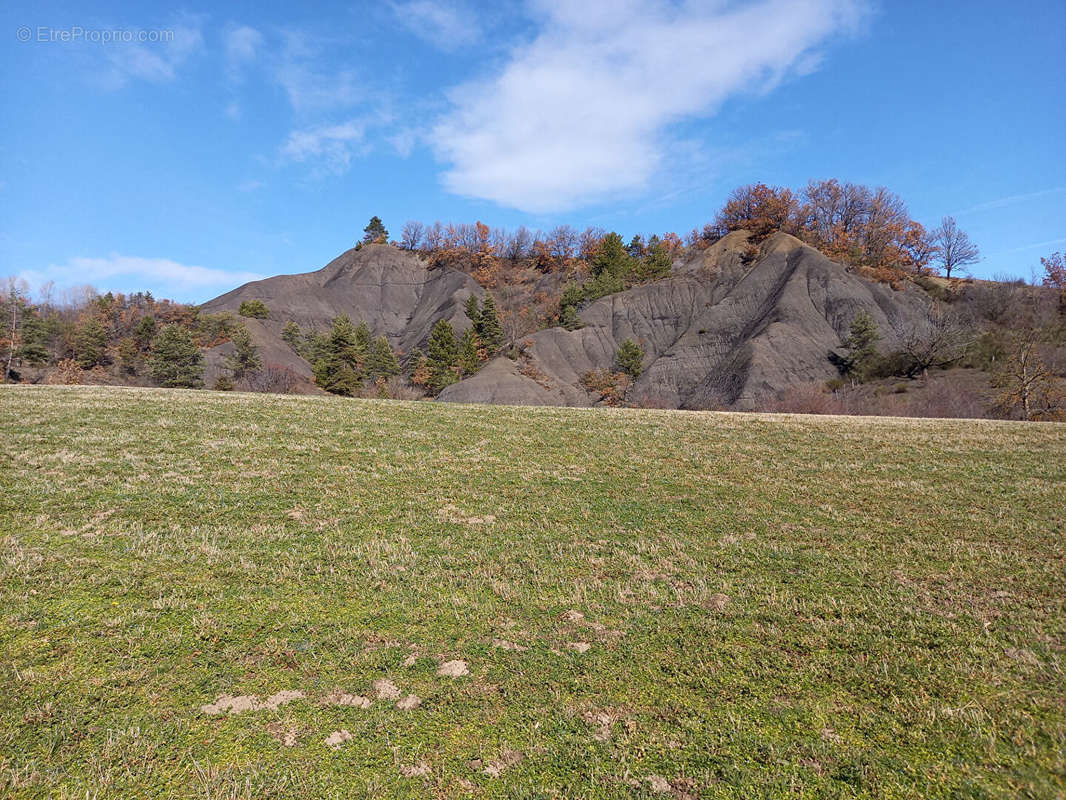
615, 339, 645, 378
238, 299, 269, 319
149, 325, 203, 388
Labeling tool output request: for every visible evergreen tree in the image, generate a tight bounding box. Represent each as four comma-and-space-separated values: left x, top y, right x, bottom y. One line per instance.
238, 299, 269, 319
224, 326, 263, 382
363, 216, 389, 244
638, 241, 673, 282
302, 330, 331, 365
464, 295, 482, 328
149, 325, 203, 388
366, 335, 401, 379
426, 319, 459, 391
615, 338, 644, 378
591, 233, 630, 278
281, 321, 302, 350
133, 315, 157, 349
458, 327, 480, 376
477, 294, 503, 353
116, 337, 139, 375
560, 303, 582, 331
74, 318, 108, 368
354, 320, 372, 353
837, 311, 881, 381
314, 315, 365, 396
17, 314, 50, 365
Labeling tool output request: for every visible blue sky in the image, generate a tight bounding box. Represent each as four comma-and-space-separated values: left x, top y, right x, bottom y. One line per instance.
1, 0, 1064, 302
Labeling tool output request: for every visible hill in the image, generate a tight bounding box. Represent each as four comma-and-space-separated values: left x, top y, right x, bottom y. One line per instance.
201, 233, 937, 409
2, 385, 1064, 798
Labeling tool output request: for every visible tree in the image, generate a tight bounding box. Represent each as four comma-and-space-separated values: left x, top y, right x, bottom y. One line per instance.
224, 326, 262, 382
457, 327, 480, 376
363, 216, 389, 244
1042, 252, 1065, 312
426, 319, 458, 391
281, 321, 302, 350
932, 216, 979, 278
586, 232, 631, 299
238, 299, 269, 319
635, 241, 673, 282
400, 220, 424, 250
992, 330, 1064, 421
17, 313, 50, 365
366, 335, 401, 379
149, 325, 203, 388
464, 295, 482, 329
313, 315, 365, 396
74, 318, 108, 368
715, 183, 799, 241
354, 320, 372, 353
615, 338, 644, 378
834, 311, 880, 381
477, 294, 503, 353
133, 315, 157, 348
116, 337, 139, 375
890, 303, 970, 377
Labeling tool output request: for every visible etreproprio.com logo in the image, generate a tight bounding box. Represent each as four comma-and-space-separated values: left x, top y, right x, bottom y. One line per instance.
16, 26, 175, 43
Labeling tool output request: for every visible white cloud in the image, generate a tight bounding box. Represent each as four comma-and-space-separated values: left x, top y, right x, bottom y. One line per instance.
273, 30, 364, 114
390, 1, 481, 51
430, 0, 867, 212
280, 119, 368, 173
97, 16, 205, 89
22, 254, 262, 300
225, 24, 263, 82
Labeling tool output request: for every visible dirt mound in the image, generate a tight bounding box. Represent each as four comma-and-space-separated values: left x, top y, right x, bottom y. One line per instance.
439, 232, 931, 409
200, 244, 483, 385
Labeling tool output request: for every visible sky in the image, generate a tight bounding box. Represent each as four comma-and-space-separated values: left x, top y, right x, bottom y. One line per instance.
1, 0, 1064, 302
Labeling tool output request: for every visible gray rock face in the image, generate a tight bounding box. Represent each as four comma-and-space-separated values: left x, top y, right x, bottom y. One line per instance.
438, 232, 931, 409
200, 244, 484, 382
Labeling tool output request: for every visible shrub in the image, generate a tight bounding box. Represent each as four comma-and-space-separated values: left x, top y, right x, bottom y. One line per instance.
615, 339, 645, 378
238, 299, 269, 319
149, 325, 203, 388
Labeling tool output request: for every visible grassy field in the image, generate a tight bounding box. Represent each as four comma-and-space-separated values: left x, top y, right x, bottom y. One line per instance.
1, 385, 1064, 799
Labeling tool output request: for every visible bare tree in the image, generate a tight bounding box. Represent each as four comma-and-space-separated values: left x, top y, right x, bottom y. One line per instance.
891, 302, 971, 377
931, 216, 979, 278
399, 220, 424, 251
992, 331, 1065, 421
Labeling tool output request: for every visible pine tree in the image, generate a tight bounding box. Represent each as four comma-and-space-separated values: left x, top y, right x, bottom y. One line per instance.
638, 241, 673, 282
458, 327, 480, 376
17, 314, 50, 365
366, 335, 401, 379
133, 315, 157, 349
838, 311, 880, 382
314, 315, 365, 396
149, 325, 203, 388
586, 232, 631, 299
355, 320, 372, 353
477, 294, 503, 353
117, 337, 139, 375
224, 326, 263, 382
363, 216, 389, 244
426, 319, 458, 391
281, 321, 302, 350
74, 318, 108, 368
464, 295, 481, 328
615, 338, 644, 378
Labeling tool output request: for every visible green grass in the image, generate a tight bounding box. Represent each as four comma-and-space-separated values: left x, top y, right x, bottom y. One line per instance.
1, 385, 1064, 799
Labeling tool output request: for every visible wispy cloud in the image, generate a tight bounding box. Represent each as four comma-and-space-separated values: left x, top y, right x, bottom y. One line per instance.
953, 187, 1066, 217
273, 30, 365, 114
390, 1, 481, 51
96, 15, 205, 89
20, 254, 262, 300
224, 24, 263, 82
280, 119, 369, 173
431, 0, 868, 212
